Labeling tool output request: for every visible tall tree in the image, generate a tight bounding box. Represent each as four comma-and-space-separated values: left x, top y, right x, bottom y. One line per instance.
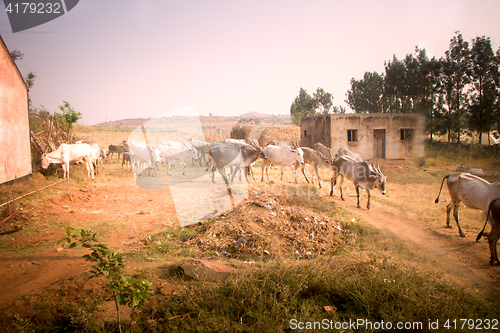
384, 56, 408, 112
313, 87, 333, 114
345, 71, 385, 113
446, 31, 471, 145
290, 88, 317, 125
437, 55, 458, 146
467, 36, 499, 144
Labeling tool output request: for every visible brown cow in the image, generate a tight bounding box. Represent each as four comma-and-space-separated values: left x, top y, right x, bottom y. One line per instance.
476, 198, 500, 265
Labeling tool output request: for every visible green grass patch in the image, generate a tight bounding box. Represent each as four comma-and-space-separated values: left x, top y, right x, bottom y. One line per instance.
141, 259, 499, 332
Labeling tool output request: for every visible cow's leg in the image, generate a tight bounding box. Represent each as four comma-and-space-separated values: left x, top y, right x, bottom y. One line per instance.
63, 163, 69, 181
314, 165, 321, 188
230, 166, 239, 183
167, 160, 173, 176
248, 166, 255, 181
339, 175, 345, 201
452, 202, 465, 237
182, 162, 187, 175
292, 165, 299, 184
330, 175, 337, 196
487, 217, 500, 265
87, 158, 95, 180
218, 167, 229, 184
446, 202, 453, 228
298, 162, 310, 184
366, 188, 371, 209
355, 185, 360, 208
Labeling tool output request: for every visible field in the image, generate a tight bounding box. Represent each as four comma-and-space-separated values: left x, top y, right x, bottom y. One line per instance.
1, 127, 500, 332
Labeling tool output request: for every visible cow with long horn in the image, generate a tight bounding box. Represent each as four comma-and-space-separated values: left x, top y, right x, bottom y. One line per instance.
330, 156, 387, 209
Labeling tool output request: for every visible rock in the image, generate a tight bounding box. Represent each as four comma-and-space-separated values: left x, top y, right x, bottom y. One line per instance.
179, 259, 238, 282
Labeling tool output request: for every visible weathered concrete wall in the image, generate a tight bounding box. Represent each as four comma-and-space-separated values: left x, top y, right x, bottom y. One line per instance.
300, 113, 425, 160
0, 38, 31, 184
300, 115, 331, 149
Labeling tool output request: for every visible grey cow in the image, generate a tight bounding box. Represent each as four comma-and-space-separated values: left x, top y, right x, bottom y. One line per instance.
330, 155, 386, 209
435, 172, 500, 237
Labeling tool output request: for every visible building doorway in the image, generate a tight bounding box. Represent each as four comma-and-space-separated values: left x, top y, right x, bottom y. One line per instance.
373, 129, 386, 159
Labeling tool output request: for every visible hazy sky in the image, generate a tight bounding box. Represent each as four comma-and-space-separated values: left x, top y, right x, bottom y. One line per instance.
1, 1, 499, 125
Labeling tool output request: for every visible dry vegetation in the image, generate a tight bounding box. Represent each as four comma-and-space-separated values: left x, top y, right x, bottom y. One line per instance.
257, 125, 301, 146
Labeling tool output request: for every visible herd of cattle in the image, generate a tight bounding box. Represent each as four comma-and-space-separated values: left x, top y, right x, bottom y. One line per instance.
39, 138, 500, 266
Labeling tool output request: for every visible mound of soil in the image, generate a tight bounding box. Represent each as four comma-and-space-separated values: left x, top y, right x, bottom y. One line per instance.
184, 191, 348, 258
258, 126, 301, 147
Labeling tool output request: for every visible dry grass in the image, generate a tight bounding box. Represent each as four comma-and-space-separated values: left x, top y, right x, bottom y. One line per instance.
258, 125, 301, 147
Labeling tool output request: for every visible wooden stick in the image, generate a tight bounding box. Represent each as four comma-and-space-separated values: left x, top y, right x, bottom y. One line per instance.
0, 179, 65, 209
0, 227, 23, 236
0, 210, 17, 228
0, 223, 14, 232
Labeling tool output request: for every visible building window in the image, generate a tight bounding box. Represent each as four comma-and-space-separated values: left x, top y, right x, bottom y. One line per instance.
304, 130, 307, 138
347, 129, 358, 142
401, 128, 411, 141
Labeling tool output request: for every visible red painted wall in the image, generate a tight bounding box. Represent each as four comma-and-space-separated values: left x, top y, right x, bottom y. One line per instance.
0, 38, 31, 184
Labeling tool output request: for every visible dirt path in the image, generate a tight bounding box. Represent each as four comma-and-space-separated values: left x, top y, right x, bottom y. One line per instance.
327, 184, 500, 301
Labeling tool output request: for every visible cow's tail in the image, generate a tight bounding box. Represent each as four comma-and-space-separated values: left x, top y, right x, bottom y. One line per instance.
434, 174, 450, 204
476, 201, 494, 242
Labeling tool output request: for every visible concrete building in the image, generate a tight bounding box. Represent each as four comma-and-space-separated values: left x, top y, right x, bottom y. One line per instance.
0, 35, 31, 185
300, 113, 425, 160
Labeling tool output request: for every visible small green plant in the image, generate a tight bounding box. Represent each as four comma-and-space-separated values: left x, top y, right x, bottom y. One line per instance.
58, 227, 153, 332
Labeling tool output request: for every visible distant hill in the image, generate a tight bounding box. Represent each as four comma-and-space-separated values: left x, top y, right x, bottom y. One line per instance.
94, 118, 150, 130
93, 113, 291, 130
239, 111, 289, 119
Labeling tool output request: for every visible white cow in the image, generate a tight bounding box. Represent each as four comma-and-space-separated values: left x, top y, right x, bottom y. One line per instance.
435, 172, 500, 237
261, 144, 304, 184
294, 147, 332, 188
158, 144, 198, 175
89, 143, 105, 174
129, 141, 161, 176
41, 143, 94, 181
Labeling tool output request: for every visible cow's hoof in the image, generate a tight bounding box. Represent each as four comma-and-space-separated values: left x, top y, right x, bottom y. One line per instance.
367, 206, 370, 209
460, 233, 465, 238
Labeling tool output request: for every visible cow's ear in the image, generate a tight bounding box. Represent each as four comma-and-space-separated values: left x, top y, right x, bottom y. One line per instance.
370, 175, 376, 180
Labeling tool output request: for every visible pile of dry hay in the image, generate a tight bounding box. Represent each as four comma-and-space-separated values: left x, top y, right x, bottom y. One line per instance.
258, 125, 300, 147
184, 191, 351, 259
